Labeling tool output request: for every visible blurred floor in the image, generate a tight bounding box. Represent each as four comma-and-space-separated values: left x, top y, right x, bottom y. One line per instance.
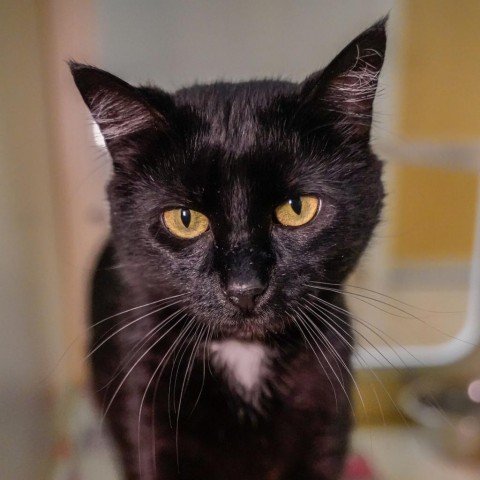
353, 426, 479, 479
0, 387, 53, 479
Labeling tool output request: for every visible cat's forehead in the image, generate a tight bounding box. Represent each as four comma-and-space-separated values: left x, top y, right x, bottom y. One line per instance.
174, 81, 297, 154
158, 81, 339, 208
163, 143, 326, 222
174, 81, 296, 109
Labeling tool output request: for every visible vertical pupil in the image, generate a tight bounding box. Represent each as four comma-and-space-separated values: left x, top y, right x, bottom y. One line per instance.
289, 198, 302, 215
180, 209, 191, 228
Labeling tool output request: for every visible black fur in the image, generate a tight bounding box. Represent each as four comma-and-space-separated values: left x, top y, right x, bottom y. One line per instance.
71, 18, 386, 480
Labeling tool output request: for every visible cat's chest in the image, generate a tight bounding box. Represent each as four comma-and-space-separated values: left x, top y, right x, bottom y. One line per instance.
210, 340, 272, 407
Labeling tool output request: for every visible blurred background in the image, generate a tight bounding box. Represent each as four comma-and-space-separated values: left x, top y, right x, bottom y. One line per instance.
1, 1, 480, 479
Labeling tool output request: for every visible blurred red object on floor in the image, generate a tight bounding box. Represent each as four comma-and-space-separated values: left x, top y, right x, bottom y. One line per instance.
343, 453, 376, 479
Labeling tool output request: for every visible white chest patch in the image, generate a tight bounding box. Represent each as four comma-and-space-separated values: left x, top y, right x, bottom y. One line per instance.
210, 340, 271, 405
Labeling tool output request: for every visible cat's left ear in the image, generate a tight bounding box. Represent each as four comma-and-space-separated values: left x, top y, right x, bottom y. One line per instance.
69, 62, 168, 143
299, 17, 387, 141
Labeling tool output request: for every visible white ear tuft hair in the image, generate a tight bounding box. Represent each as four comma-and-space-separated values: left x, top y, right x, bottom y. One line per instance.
300, 17, 387, 140
88, 88, 158, 140
70, 62, 165, 142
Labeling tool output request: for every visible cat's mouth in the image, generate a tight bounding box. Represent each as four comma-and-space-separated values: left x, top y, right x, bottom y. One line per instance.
212, 310, 284, 342
227, 329, 264, 341
215, 322, 266, 342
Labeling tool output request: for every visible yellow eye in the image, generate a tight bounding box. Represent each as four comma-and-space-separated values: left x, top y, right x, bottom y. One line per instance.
275, 196, 320, 227
163, 208, 209, 239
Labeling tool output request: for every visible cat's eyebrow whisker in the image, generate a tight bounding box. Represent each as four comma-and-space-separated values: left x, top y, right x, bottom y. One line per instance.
87, 297, 187, 358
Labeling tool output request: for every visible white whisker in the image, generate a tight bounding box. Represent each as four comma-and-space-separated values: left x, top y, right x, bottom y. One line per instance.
287, 309, 339, 410
88, 297, 186, 358
100, 312, 188, 426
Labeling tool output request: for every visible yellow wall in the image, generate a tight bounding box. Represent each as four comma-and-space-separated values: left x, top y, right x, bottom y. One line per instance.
391, 0, 479, 263
393, 167, 477, 261
358, 0, 480, 425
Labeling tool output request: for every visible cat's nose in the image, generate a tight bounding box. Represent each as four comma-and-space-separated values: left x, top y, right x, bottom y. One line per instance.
225, 278, 267, 313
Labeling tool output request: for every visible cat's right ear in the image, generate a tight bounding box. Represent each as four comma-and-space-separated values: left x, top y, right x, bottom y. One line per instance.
298, 17, 387, 142
69, 62, 168, 146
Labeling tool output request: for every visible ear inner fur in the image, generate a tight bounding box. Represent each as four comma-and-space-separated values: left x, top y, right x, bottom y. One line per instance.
69, 62, 167, 140
299, 17, 387, 139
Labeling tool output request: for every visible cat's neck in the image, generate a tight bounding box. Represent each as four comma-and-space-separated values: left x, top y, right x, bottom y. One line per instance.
210, 339, 273, 409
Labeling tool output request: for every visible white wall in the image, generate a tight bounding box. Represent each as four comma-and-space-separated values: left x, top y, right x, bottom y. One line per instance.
96, 0, 394, 88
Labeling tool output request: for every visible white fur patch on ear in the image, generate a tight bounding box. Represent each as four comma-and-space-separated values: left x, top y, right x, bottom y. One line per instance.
328, 47, 382, 119
90, 90, 157, 140
92, 121, 106, 148
210, 340, 271, 407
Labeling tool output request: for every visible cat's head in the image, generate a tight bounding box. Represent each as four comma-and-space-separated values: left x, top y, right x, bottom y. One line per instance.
71, 19, 386, 340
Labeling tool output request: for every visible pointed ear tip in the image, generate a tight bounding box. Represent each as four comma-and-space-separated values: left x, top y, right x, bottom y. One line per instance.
67, 61, 101, 79
67, 60, 79, 75
377, 14, 389, 26
68, 60, 85, 71
371, 15, 389, 36
68, 62, 87, 82
358, 16, 387, 53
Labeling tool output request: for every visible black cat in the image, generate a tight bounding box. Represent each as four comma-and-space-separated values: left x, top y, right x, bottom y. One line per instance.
71, 17, 386, 480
